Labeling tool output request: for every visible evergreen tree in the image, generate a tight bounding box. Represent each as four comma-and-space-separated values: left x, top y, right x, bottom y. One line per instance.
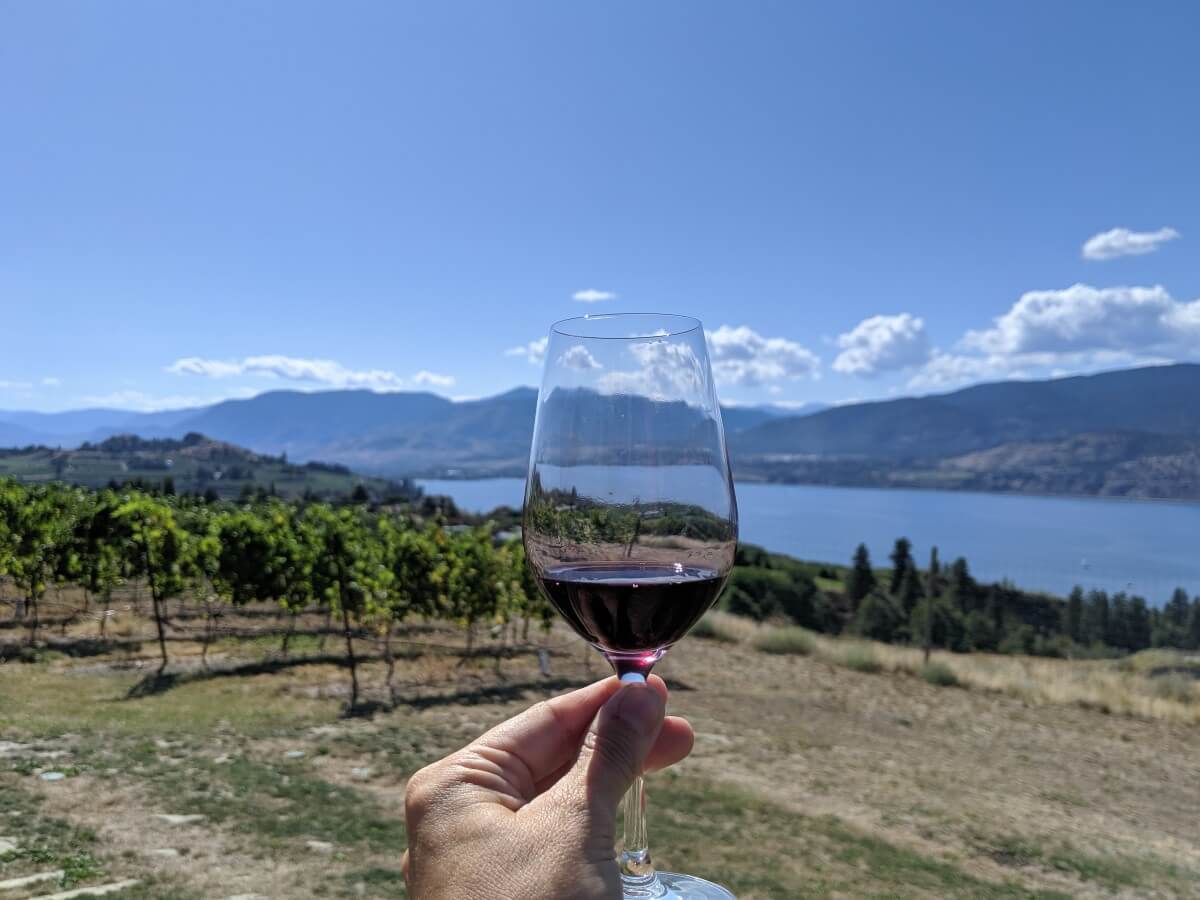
1186, 599, 1200, 652
1165, 587, 1190, 630
921, 546, 941, 661
948, 557, 977, 613
1149, 607, 1167, 647
897, 563, 923, 618
1065, 586, 1084, 643
911, 595, 964, 653
889, 537, 913, 594
1162, 587, 1191, 647
1108, 593, 1131, 649
846, 543, 876, 608
1127, 596, 1152, 652
1080, 590, 1110, 647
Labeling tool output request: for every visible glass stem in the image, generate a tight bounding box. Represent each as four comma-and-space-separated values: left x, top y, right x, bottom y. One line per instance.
620, 774, 663, 897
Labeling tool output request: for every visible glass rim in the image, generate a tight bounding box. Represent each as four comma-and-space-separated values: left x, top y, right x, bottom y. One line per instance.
550, 312, 702, 340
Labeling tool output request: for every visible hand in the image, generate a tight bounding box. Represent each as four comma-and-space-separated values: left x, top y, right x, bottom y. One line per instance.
402, 675, 694, 899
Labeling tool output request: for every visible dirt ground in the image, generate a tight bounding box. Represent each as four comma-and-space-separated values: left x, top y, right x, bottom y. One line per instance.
1, 614, 1198, 899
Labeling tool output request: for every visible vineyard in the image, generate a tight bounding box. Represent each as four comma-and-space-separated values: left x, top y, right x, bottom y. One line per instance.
0, 478, 553, 711
3, 479, 1200, 898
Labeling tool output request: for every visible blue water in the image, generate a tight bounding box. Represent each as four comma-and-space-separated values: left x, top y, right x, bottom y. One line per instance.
418, 478, 1200, 603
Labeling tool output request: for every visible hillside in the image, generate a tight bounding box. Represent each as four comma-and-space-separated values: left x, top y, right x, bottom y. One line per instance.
0, 433, 415, 500
0, 389, 793, 477
2, 599, 1197, 899
732, 364, 1200, 460
4, 364, 1200, 499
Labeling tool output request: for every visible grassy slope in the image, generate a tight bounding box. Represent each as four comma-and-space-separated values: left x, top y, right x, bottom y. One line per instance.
2, 605, 1198, 899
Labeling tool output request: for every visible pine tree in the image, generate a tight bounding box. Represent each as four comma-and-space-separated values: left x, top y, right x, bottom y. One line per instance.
1186, 599, 1200, 652
1080, 590, 1110, 647
897, 563, 923, 618
1127, 596, 1152, 651
889, 538, 913, 594
1165, 588, 1190, 629
922, 547, 940, 663
1065, 586, 1084, 643
927, 547, 941, 596
1108, 593, 1131, 649
846, 543, 876, 608
948, 557, 976, 613
1162, 587, 1190, 647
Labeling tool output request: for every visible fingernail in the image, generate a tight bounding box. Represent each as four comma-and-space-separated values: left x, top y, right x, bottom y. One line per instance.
613, 682, 663, 729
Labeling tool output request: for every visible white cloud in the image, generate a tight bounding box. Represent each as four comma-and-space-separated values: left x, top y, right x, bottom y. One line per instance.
705, 325, 820, 387
573, 289, 617, 303
411, 370, 457, 388
832, 313, 930, 376
598, 339, 704, 400
963, 284, 1200, 357
166, 355, 451, 391
79, 390, 236, 412
905, 283, 1200, 391
556, 345, 603, 371
40, 377, 62, 387
1082, 227, 1180, 261
0, 379, 33, 391
906, 352, 1015, 390
169, 358, 245, 378
505, 337, 549, 365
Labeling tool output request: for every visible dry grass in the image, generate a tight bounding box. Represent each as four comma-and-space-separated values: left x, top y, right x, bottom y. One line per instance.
702, 619, 1200, 725
752, 625, 817, 656
693, 610, 762, 644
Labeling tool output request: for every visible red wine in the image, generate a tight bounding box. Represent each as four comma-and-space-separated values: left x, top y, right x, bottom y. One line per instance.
538, 563, 724, 674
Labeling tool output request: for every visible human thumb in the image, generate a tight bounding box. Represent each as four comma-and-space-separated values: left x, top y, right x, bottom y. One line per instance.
554, 678, 666, 823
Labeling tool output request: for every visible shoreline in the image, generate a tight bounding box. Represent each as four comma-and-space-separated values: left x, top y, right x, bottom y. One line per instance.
415, 472, 1200, 510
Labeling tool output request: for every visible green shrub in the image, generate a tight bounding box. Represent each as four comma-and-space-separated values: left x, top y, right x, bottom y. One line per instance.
921, 662, 960, 687
693, 613, 738, 643
1152, 673, 1197, 704
997, 622, 1036, 656
841, 644, 881, 673
753, 626, 816, 656
851, 592, 904, 643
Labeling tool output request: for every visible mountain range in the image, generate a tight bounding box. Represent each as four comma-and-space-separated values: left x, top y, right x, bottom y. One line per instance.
2, 364, 1199, 499
0, 391, 809, 475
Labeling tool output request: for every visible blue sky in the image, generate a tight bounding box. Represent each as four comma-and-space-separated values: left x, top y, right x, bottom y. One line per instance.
2, 1, 1197, 412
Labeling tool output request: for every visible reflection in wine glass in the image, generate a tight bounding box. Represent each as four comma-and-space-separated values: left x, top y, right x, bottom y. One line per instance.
524, 313, 738, 900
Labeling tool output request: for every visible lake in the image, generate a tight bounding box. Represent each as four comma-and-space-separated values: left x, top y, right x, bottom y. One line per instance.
417, 478, 1200, 602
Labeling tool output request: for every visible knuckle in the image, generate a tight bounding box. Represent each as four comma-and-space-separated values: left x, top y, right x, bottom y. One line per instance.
403, 763, 445, 817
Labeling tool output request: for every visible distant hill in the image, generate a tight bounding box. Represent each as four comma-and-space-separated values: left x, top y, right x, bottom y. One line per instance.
729, 365, 1200, 500
4, 364, 1200, 499
0, 387, 804, 477
0, 433, 415, 500
732, 364, 1200, 461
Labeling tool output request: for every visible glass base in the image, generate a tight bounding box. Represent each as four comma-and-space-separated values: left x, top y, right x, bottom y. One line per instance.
624, 871, 736, 899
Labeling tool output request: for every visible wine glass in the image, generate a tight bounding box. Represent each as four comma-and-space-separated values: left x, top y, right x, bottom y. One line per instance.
523, 313, 738, 900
